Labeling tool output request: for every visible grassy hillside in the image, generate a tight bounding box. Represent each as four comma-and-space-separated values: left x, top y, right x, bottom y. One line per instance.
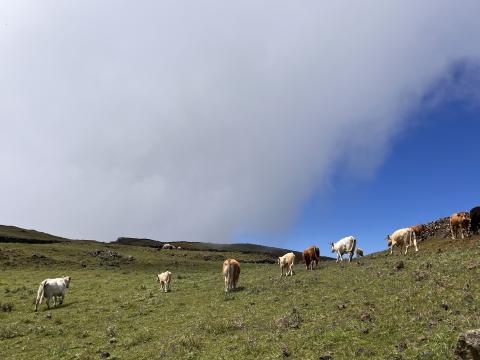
1, 235, 479, 359
114, 237, 311, 261
0, 225, 67, 243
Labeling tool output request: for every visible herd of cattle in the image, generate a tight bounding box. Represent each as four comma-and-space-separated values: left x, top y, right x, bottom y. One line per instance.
32, 207, 480, 309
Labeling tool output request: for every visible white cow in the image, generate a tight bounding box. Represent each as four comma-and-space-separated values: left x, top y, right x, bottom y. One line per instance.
34, 276, 71, 311
278, 252, 295, 276
386, 227, 418, 255
330, 236, 357, 262
156, 271, 172, 293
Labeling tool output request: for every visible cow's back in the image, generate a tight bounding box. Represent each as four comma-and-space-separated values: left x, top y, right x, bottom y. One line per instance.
43, 278, 66, 297
391, 228, 413, 244
223, 259, 240, 278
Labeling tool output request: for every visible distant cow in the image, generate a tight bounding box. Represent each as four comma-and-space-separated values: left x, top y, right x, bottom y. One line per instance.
303, 246, 320, 270
355, 247, 364, 257
34, 276, 71, 312
330, 236, 356, 262
450, 212, 471, 239
162, 244, 176, 250
470, 207, 480, 235
410, 224, 426, 241
222, 259, 240, 293
156, 271, 172, 293
278, 252, 295, 276
386, 227, 418, 255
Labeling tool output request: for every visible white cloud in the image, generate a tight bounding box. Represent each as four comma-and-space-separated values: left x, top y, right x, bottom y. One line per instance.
0, 1, 479, 242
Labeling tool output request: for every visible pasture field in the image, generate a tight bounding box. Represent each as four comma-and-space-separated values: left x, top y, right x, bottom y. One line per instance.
0, 237, 479, 359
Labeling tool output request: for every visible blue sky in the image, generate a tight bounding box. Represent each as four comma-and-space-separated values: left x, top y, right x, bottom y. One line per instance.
282, 63, 480, 254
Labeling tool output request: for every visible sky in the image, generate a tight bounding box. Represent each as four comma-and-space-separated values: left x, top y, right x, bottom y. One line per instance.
0, 1, 479, 254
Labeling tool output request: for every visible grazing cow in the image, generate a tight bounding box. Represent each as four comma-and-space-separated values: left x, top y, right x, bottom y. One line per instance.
470, 207, 480, 235
34, 276, 71, 312
156, 271, 172, 293
450, 212, 471, 239
222, 259, 240, 293
278, 252, 295, 276
330, 236, 357, 262
303, 246, 320, 270
355, 247, 364, 258
386, 228, 418, 255
410, 224, 426, 241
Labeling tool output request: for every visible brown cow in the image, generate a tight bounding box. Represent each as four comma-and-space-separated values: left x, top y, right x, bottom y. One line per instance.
303, 246, 320, 270
410, 224, 426, 241
222, 259, 240, 293
450, 212, 471, 239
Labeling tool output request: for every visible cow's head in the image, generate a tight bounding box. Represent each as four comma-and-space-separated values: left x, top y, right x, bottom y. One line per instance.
330, 243, 335, 252
277, 258, 281, 265
156, 275, 160, 282
385, 235, 392, 247
64, 276, 71, 288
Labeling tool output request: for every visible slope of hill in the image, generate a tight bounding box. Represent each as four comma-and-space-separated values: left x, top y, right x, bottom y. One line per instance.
0, 225, 67, 244
113, 237, 313, 260
0, 233, 479, 359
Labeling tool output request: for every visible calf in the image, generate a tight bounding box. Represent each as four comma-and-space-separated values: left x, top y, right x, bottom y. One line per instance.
330, 236, 357, 262
450, 212, 471, 239
34, 276, 71, 311
278, 252, 295, 276
386, 228, 418, 255
355, 247, 364, 258
156, 271, 172, 293
470, 207, 480, 235
222, 259, 240, 293
303, 246, 320, 270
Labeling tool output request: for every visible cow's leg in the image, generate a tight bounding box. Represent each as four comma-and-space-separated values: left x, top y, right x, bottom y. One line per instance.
461, 226, 465, 239
405, 243, 409, 255
349, 252, 353, 262
59, 294, 64, 305
451, 224, 456, 240
46, 297, 51, 309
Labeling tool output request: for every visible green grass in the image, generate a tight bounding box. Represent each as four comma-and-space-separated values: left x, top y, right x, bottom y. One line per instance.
1, 237, 479, 359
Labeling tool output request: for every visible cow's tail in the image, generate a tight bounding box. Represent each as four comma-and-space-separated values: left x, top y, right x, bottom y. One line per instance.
348, 237, 357, 253
34, 280, 47, 311
315, 247, 320, 258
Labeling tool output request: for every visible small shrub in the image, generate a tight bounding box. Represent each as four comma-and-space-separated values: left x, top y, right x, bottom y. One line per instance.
0, 324, 23, 339
106, 325, 117, 338
275, 308, 302, 330
1, 302, 13, 312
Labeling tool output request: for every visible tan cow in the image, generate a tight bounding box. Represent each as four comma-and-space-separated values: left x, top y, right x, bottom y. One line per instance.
410, 224, 426, 241
222, 259, 240, 293
386, 227, 418, 255
156, 271, 172, 293
303, 246, 320, 270
450, 212, 471, 239
278, 252, 295, 276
